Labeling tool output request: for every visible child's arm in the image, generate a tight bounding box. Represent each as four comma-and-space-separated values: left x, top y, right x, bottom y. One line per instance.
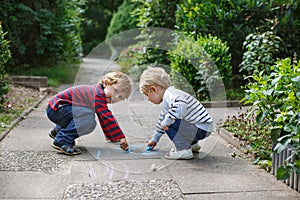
150, 110, 167, 144
161, 97, 187, 127
94, 100, 126, 141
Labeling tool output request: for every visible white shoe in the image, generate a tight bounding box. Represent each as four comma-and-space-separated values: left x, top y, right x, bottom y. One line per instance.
191, 143, 201, 153
165, 148, 193, 160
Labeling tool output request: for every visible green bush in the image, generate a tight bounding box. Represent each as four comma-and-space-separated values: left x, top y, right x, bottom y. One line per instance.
175, 0, 300, 83
117, 28, 172, 80
132, 0, 178, 29
106, 0, 139, 58
240, 31, 283, 76
106, 0, 139, 40
0, 22, 11, 105
81, 0, 123, 55
118, 43, 169, 80
0, 0, 85, 69
169, 34, 231, 101
243, 58, 300, 180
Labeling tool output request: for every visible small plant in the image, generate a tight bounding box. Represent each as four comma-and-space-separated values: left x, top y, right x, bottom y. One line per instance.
222, 109, 273, 171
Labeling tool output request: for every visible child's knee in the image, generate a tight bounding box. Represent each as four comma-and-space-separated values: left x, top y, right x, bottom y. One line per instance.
196, 129, 209, 141
87, 120, 97, 132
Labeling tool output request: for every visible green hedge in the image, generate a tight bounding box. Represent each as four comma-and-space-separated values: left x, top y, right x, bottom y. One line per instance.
0, 0, 85, 70
0, 22, 11, 105
170, 34, 231, 101
106, 0, 139, 59
132, 0, 300, 86
240, 31, 283, 76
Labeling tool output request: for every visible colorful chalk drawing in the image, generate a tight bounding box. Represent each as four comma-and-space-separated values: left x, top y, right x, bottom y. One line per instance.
94, 143, 161, 159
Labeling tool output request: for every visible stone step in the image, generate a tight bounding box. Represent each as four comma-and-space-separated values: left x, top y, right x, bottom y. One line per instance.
10, 75, 48, 90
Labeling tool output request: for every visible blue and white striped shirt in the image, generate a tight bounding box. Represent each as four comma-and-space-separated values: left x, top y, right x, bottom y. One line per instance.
152, 86, 214, 143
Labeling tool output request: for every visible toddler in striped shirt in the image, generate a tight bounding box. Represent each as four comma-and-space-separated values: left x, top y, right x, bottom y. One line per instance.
46, 71, 131, 155
139, 67, 214, 159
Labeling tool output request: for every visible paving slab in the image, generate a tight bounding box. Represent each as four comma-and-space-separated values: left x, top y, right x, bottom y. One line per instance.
0, 172, 69, 199
184, 191, 300, 200
69, 159, 173, 183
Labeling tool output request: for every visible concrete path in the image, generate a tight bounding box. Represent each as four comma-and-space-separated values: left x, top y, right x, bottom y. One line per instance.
0, 58, 299, 199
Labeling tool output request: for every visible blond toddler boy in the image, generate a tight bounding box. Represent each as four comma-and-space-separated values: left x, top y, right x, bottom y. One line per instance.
139, 67, 214, 159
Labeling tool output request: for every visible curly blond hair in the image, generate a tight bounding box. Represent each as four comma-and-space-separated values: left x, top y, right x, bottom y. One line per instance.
99, 71, 132, 99
139, 67, 171, 94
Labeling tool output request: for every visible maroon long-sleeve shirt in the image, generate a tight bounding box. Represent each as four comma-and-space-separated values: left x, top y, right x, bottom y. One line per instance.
48, 84, 125, 141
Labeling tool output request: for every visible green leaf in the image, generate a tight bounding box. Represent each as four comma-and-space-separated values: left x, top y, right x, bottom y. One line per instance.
294, 160, 300, 175
271, 127, 281, 142
291, 76, 300, 82
283, 124, 293, 133
272, 75, 281, 86
256, 110, 269, 124
277, 166, 291, 180
277, 134, 292, 144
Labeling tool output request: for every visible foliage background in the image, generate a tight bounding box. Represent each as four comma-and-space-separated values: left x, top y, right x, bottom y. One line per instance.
0, 0, 86, 70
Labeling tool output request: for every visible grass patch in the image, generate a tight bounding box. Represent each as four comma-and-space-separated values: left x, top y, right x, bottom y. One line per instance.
8, 62, 80, 87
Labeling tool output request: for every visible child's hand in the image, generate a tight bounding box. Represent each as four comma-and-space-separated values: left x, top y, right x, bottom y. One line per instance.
119, 138, 129, 151
162, 125, 169, 130
147, 140, 157, 149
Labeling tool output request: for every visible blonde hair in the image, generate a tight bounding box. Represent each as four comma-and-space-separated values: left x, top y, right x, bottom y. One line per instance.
99, 71, 132, 99
139, 67, 171, 94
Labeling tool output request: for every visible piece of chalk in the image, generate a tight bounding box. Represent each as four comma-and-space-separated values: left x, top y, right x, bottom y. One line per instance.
125, 147, 131, 153
150, 164, 156, 172
145, 146, 152, 151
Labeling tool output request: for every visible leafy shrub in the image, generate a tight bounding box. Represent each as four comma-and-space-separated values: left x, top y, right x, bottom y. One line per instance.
239, 31, 283, 76
81, 0, 123, 55
243, 58, 300, 180
117, 30, 171, 81
0, 0, 85, 69
119, 46, 169, 81
106, 0, 139, 40
169, 34, 231, 101
132, 0, 178, 29
0, 22, 11, 105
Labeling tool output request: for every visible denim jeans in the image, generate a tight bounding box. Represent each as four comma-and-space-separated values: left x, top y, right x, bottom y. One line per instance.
46, 105, 96, 145
165, 119, 209, 151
